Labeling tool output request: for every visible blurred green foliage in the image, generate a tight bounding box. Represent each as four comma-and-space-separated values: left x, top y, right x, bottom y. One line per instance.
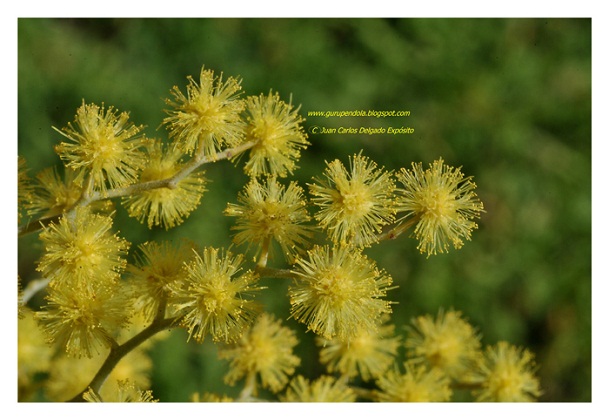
18, 18, 591, 402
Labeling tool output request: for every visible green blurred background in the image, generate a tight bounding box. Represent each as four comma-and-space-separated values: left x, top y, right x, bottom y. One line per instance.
17, 18, 591, 402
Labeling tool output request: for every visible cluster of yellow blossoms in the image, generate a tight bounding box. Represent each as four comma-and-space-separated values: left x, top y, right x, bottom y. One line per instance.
17, 65, 540, 403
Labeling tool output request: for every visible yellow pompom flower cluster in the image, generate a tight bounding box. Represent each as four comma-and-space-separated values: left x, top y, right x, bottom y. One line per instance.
405, 309, 481, 379
309, 152, 396, 248
307, 153, 484, 257
122, 140, 207, 229
471, 341, 541, 402
27, 167, 107, 218
37, 281, 129, 358
289, 245, 393, 341
35, 208, 132, 358
224, 177, 313, 263
374, 363, 452, 402
54, 101, 148, 195
243, 91, 310, 178
17, 64, 521, 403
127, 240, 195, 322
171, 247, 262, 343
219, 313, 300, 394
36, 208, 129, 287
398, 309, 542, 402
317, 315, 401, 382
163, 67, 245, 158
396, 158, 484, 257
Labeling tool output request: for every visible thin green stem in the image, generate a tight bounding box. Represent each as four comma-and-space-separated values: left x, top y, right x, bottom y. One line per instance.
82, 141, 256, 207
451, 380, 483, 390
238, 371, 258, 401
254, 266, 301, 280
256, 237, 271, 269
65, 173, 94, 222
376, 217, 418, 242
20, 277, 50, 304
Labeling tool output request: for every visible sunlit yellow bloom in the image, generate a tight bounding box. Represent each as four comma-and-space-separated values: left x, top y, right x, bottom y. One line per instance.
309, 152, 396, 248
317, 315, 400, 381
471, 341, 541, 402
219, 313, 300, 394
375, 363, 452, 402
225, 177, 313, 262
171, 247, 262, 343
122, 140, 207, 229
54, 101, 148, 195
36, 208, 130, 287
395, 158, 484, 257
281, 375, 356, 402
242, 91, 309, 178
289, 245, 394, 341
127, 240, 195, 322
405, 309, 481, 379
36, 281, 130, 358
163, 66, 245, 157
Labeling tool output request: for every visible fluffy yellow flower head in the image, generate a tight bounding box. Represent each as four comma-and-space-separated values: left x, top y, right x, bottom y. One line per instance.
127, 240, 195, 322
27, 167, 114, 220
54, 101, 148, 195
163, 66, 245, 158
471, 341, 542, 402
224, 177, 313, 263
170, 247, 262, 343
27, 167, 86, 217
405, 309, 481, 379
396, 158, 484, 257
243, 91, 310, 178
317, 315, 401, 381
36, 208, 130, 287
375, 363, 452, 402
122, 140, 207, 229
280, 375, 356, 402
309, 152, 396, 248
36, 280, 130, 358
289, 245, 394, 341
219, 313, 300, 394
